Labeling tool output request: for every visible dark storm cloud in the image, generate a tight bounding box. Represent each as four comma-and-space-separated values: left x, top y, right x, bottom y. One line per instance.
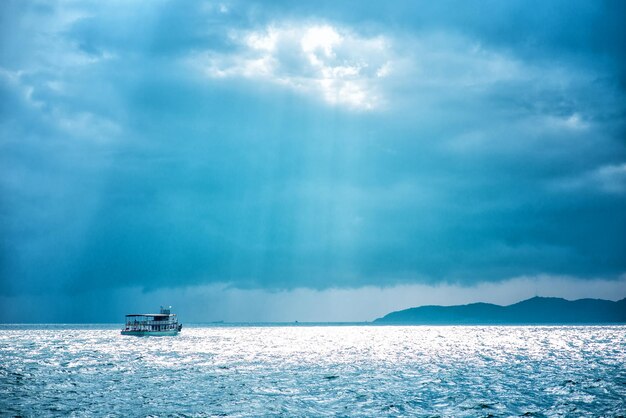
1, 0, 625, 299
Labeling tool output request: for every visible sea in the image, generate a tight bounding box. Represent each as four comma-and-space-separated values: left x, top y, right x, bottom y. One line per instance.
1, 324, 625, 417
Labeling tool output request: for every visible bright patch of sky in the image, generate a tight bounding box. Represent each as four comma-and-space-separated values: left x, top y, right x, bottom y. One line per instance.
190, 23, 391, 110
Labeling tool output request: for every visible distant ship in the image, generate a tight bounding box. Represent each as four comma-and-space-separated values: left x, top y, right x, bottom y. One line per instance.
121, 306, 183, 336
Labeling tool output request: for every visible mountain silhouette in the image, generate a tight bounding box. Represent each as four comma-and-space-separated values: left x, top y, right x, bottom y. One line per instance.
374, 297, 626, 324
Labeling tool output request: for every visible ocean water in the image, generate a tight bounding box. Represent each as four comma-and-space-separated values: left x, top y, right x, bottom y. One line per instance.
1, 325, 625, 417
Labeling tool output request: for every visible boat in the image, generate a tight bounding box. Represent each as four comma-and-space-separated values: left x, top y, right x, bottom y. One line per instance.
121, 306, 183, 336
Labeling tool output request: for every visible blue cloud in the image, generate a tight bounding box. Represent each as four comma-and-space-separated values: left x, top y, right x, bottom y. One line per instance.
1, 0, 625, 301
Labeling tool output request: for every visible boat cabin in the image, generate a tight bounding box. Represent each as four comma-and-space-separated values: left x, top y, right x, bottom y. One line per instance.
123, 306, 181, 333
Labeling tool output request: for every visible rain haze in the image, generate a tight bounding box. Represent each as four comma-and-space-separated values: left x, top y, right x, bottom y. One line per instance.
1, 0, 625, 322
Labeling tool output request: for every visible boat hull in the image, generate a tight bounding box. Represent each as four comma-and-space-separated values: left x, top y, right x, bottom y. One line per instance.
121, 330, 180, 336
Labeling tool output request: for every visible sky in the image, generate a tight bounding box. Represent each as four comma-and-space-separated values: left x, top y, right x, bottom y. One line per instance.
1, 0, 625, 322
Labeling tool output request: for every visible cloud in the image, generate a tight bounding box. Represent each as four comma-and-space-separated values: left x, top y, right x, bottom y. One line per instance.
552, 163, 626, 195
189, 23, 393, 110
0, 0, 625, 305
187, 24, 560, 112
594, 164, 626, 194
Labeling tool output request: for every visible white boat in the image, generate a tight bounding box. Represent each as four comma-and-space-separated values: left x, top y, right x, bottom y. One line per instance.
121, 306, 182, 336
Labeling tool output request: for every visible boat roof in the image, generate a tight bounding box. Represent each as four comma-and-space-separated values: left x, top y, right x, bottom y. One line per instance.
125, 313, 173, 317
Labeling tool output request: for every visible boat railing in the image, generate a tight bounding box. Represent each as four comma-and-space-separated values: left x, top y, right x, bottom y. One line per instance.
123, 323, 179, 330
125, 317, 178, 327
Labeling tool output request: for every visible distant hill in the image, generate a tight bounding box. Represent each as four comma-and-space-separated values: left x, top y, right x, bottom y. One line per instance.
374, 297, 626, 324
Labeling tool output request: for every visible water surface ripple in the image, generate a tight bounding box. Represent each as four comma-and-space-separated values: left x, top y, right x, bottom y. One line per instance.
1, 325, 625, 416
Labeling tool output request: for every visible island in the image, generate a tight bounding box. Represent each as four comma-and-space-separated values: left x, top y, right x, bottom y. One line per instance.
374, 296, 626, 324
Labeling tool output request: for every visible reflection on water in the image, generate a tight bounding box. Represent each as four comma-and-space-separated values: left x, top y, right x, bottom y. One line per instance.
1, 325, 625, 416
